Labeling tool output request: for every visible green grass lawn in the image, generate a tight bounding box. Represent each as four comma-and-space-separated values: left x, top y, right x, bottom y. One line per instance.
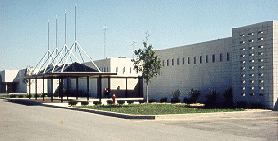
79, 104, 244, 115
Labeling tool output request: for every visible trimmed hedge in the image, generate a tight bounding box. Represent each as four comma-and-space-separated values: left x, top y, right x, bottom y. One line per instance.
149, 99, 157, 103
171, 98, 181, 103
160, 97, 167, 103
93, 101, 102, 105
107, 100, 113, 105
139, 100, 145, 104
127, 100, 134, 104
68, 100, 78, 106
81, 101, 89, 106
117, 100, 125, 105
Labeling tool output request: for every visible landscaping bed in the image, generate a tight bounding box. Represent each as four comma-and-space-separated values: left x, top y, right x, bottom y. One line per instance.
79, 104, 244, 115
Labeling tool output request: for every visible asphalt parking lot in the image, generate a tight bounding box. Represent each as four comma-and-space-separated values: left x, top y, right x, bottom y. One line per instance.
146, 110, 278, 141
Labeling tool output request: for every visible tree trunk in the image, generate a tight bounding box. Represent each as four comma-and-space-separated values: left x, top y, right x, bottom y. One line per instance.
146, 83, 149, 104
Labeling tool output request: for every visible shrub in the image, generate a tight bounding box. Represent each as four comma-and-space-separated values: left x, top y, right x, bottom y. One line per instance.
107, 100, 113, 105
160, 97, 168, 103
18, 95, 24, 98
189, 88, 200, 103
68, 100, 78, 106
9, 94, 17, 98
204, 90, 217, 108
127, 100, 134, 104
149, 99, 157, 103
237, 101, 247, 108
93, 101, 102, 105
251, 103, 263, 109
183, 97, 194, 104
139, 100, 145, 104
81, 101, 89, 106
223, 87, 233, 108
171, 97, 181, 103
117, 100, 125, 105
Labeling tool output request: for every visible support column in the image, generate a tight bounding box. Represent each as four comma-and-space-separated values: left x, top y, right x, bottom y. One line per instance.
87, 76, 89, 101
67, 78, 69, 100
61, 78, 63, 102
35, 77, 37, 100
29, 79, 31, 99
76, 77, 78, 100
125, 78, 128, 98
42, 77, 45, 101
97, 76, 102, 102
5, 83, 8, 94
108, 76, 111, 96
51, 78, 53, 102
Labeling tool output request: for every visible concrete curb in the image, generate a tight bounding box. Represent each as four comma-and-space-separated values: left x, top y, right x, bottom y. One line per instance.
2, 97, 273, 120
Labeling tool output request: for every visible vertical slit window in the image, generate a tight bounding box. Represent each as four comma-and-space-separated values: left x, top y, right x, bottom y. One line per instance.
212, 54, 215, 63
177, 58, 179, 65
194, 57, 196, 64
172, 59, 174, 66
206, 55, 208, 63
188, 57, 190, 64
227, 52, 230, 61
220, 53, 223, 62
200, 56, 202, 64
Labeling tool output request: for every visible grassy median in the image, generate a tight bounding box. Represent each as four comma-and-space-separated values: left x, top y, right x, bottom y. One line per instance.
79, 104, 244, 115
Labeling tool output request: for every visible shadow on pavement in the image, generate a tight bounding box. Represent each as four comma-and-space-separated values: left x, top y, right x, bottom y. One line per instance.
6, 99, 43, 106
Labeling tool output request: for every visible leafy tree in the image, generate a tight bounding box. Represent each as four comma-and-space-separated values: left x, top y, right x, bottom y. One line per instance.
132, 34, 161, 104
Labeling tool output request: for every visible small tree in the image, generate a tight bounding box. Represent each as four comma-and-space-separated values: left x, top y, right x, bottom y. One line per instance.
132, 33, 161, 104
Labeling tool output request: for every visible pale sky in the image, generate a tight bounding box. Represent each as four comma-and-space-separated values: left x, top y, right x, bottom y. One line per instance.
1, 0, 278, 70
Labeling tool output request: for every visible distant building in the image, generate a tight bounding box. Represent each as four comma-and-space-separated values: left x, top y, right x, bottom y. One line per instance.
0, 57, 143, 98
148, 21, 278, 110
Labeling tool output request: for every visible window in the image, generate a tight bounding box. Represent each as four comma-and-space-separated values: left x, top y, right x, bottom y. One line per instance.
241, 61, 245, 64
212, 54, 215, 63
241, 74, 245, 77
260, 87, 264, 90
250, 93, 254, 96
251, 87, 254, 90
258, 31, 263, 34
206, 55, 208, 63
258, 52, 263, 55
188, 57, 190, 64
242, 80, 245, 83
249, 66, 254, 70
259, 80, 264, 83
259, 59, 264, 62
162, 60, 165, 66
240, 54, 245, 57
227, 52, 230, 61
241, 67, 245, 70
240, 48, 246, 51
167, 59, 169, 66
242, 93, 246, 96
200, 56, 202, 64
240, 41, 245, 44
249, 74, 254, 77
259, 73, 264, 76
172, 59, 174, 65
250, 80, 254, 83
242, 87, 245, 90
116, 67, 118, 72
249, 46, 254, 50
258, 45, 264, 48
183, 57, 185, 64
258, 37, 263, 41
220, 53, 223, 62
194, 57, 196, 64
240, 34, 245, 37
248, 39, 254, 42
249, 53, 254, 56
259, 66, 264, 69
248, 32, 254, 35
177, 58, 179, 65
259, 93, 264, 96
249, 60, 254, 63
123, 67, 125, 73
